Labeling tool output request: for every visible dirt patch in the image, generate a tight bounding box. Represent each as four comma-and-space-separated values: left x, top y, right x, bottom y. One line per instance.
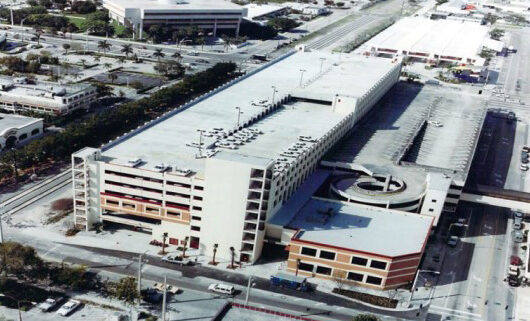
332, 288, 398, 308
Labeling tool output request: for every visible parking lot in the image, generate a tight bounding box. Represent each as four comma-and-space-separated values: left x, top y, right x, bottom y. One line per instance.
91, 71, 165, 89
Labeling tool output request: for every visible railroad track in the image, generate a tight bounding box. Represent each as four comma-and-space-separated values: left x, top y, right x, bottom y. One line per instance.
0, 170, 71, 216
306, 15, 380, 50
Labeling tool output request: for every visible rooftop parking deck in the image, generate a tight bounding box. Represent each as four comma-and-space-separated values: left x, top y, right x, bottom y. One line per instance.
102, 51, 400, 174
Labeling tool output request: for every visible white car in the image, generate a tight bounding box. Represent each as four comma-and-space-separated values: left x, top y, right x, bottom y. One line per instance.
521, 164, 529, 171
56, 299, 80, 316
38, 297, 63, 312
208, 283, 235, 295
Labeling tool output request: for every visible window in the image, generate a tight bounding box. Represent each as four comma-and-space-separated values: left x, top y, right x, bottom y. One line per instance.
298, 262, 314, 272
316, 266, 332, 276
319, 250, 336, 261
194, 186, 204, 190
106, 200, 119, 206
166, 210, 181, 219
351, 256, 368, 266
122, 202, 135, 209
192, 206, 202, 211
428, 208, 434, 212
347, 272, 364, 282
31, 128, 40, 136
191, 216, 201, 221
18, 133, 27, 140
366, 276, 382, 285
191, 226, 201, 232
301, 247, 317, 257
193, 196, 203, 201
431, 199, 437, 203
370, 260, 387, 270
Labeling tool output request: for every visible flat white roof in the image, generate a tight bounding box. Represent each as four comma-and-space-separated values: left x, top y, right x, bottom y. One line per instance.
244, 3, 286, 19
104, 0, 243, 11
0, 113, 42, 134
364, 17, 490, 60
290, 199, 433, 257
102, 51, 399, 174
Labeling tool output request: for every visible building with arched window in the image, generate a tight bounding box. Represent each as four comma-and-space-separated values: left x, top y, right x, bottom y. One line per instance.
0, 113, 43, 151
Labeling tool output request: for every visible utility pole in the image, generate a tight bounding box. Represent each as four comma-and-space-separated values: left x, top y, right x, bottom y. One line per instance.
245, 275, 255, 305
161, 275, 167, 321
299, 69, 306, 87
137, 253, 143, 304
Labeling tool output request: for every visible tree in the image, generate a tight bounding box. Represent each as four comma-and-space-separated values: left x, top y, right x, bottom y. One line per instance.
94, 83, 113, 97
34, 30, 43, 45
352, 314, 380, 321
171, 51, 182, 62
108, 277, 139, 304
229, 246, 235, 268
332, 270, 348, 291
97, 40, 111, 55
79, 58, 87, 68
490, 28, 505, 40
107, 73, 118, 84
82, 11, 112, 36
94, 56, 101, 63
154, 60, 184, 78
267, 17, 299, 32
71, 1, 97, 14
117, 56, 126, 65
211, 243, 218, 265
153, 48, 165, 61
62, 43, 71, 55
103, 62, 112, 70
181, 236, 189, 258
120, 44, 133, 59
161, 232, 168, 254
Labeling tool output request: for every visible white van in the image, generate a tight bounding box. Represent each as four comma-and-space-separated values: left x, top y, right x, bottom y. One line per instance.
208, 283, 235, 295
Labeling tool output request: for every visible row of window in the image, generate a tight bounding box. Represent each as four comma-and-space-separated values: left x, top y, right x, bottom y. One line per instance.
297, 262, 383, 286
300, 246, 387, 270
105, 169, 205, 192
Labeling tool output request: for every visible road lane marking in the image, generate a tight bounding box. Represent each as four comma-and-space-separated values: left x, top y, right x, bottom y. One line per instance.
430, 305, 482, 317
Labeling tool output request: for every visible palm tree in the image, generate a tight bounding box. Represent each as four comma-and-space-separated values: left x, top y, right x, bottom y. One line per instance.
161, 232, 168, 254
171, 51, 182, 63
121, 44, 133, 59
34, 30, 43, 46
198, 37, 205, 51
97, 40, 112, 55
79, 59, 87, 68
181, 236, 189, 259
94, 56, 101, 63
103, 62, 112, 70
107, 73, 118, 84
229, 246, 235, 269
62, 43, 71, 55
212, 243, 218, 265
118, 56, 126, 65
71, 73, 80, 81
153, 48, 165, 61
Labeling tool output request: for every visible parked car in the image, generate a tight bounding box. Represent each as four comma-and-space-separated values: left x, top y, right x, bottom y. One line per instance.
514, 221, 523, 230
447, 236, 458, 247
521, 164, 529, 171
513, 230, 525, 243
514, 211, 524, 220
56, 299, 80, 316
38, 297, 64, 312
153, 282, 179, 294
208, 283, 235, 295
161, 254, 192, 266
510, 255, 523, 266
508, 275, 521, 287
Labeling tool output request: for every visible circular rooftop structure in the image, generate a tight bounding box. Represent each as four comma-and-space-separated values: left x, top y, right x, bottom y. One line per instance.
330, 173, 424, 211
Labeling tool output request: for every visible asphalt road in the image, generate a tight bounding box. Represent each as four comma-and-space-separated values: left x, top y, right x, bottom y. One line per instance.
421, 203, 515, 321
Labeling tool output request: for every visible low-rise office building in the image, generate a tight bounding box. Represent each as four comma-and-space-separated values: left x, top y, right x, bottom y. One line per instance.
362, 17, 501, 66
0, 77, 97, 116
0, 113, 43, 151
72, 49, 402, 265
284, 199, 433, 290
103, 0, 247, 39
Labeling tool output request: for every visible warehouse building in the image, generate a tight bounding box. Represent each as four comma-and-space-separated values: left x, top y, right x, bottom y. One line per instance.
0, 113, 43, 151
103, 0, 247, 39
72, 49, 402, 266
362, 17, 502, 66
0, 77, 97, 116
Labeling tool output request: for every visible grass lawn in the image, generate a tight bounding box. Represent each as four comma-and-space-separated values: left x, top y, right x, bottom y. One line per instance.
67, 16, 85, 30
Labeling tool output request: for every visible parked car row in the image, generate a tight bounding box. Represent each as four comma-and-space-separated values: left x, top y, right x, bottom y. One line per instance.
521, 146, 529, 171
38, 297, 80, 317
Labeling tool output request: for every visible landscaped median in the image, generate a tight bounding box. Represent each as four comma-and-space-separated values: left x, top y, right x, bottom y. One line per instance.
0, 62, 238, 185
